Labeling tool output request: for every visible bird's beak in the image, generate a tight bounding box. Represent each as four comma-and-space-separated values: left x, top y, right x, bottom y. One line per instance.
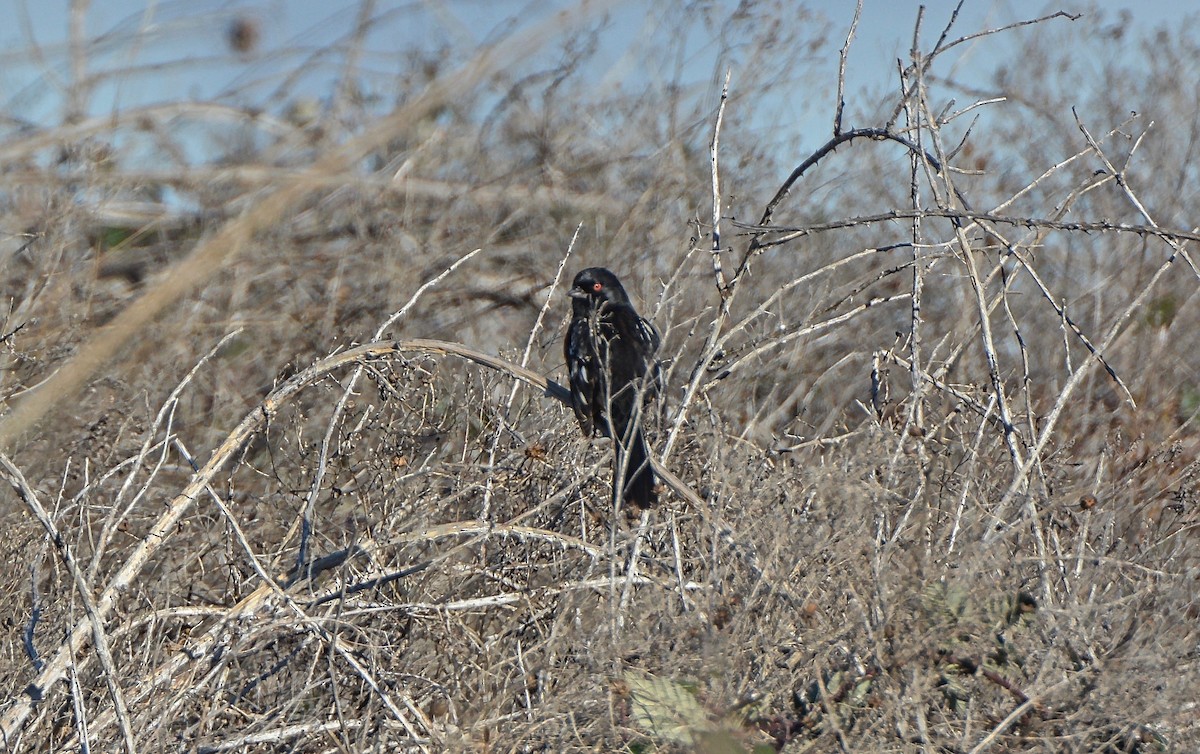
568, 288, 588, 299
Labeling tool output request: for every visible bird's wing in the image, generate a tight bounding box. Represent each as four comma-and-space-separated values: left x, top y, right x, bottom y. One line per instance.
636, 316, 661, 355
634, 315, 662, 398
566, 317, 599, 436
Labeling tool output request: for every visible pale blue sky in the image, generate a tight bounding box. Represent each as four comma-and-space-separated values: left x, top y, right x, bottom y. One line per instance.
0, 1, 1192, 154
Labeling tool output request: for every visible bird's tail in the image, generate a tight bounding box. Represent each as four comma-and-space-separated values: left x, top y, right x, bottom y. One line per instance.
615, 424, 657, 508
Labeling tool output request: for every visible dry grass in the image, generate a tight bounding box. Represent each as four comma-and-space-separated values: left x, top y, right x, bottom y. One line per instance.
0, 2, 1197, 752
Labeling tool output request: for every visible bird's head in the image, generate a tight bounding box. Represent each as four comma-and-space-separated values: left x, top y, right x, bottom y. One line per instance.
569, 267, 630, 308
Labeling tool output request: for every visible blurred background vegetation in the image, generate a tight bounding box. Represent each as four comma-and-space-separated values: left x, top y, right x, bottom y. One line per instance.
0, 2, 1196, 752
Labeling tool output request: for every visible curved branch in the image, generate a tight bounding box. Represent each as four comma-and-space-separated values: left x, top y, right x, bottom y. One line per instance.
757, 128, 943, 229
0, 337, 697, 743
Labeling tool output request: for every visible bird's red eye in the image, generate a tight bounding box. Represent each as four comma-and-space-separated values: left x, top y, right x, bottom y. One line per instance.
592, 282, 603, 292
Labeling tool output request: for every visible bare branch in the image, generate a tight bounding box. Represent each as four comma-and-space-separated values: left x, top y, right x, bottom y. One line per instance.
0, 454, 138, 754
834, 1, 862, 137
710, 69, 732, 294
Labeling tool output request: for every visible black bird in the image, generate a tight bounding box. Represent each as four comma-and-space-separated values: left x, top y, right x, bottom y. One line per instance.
564, 267, 661, 508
